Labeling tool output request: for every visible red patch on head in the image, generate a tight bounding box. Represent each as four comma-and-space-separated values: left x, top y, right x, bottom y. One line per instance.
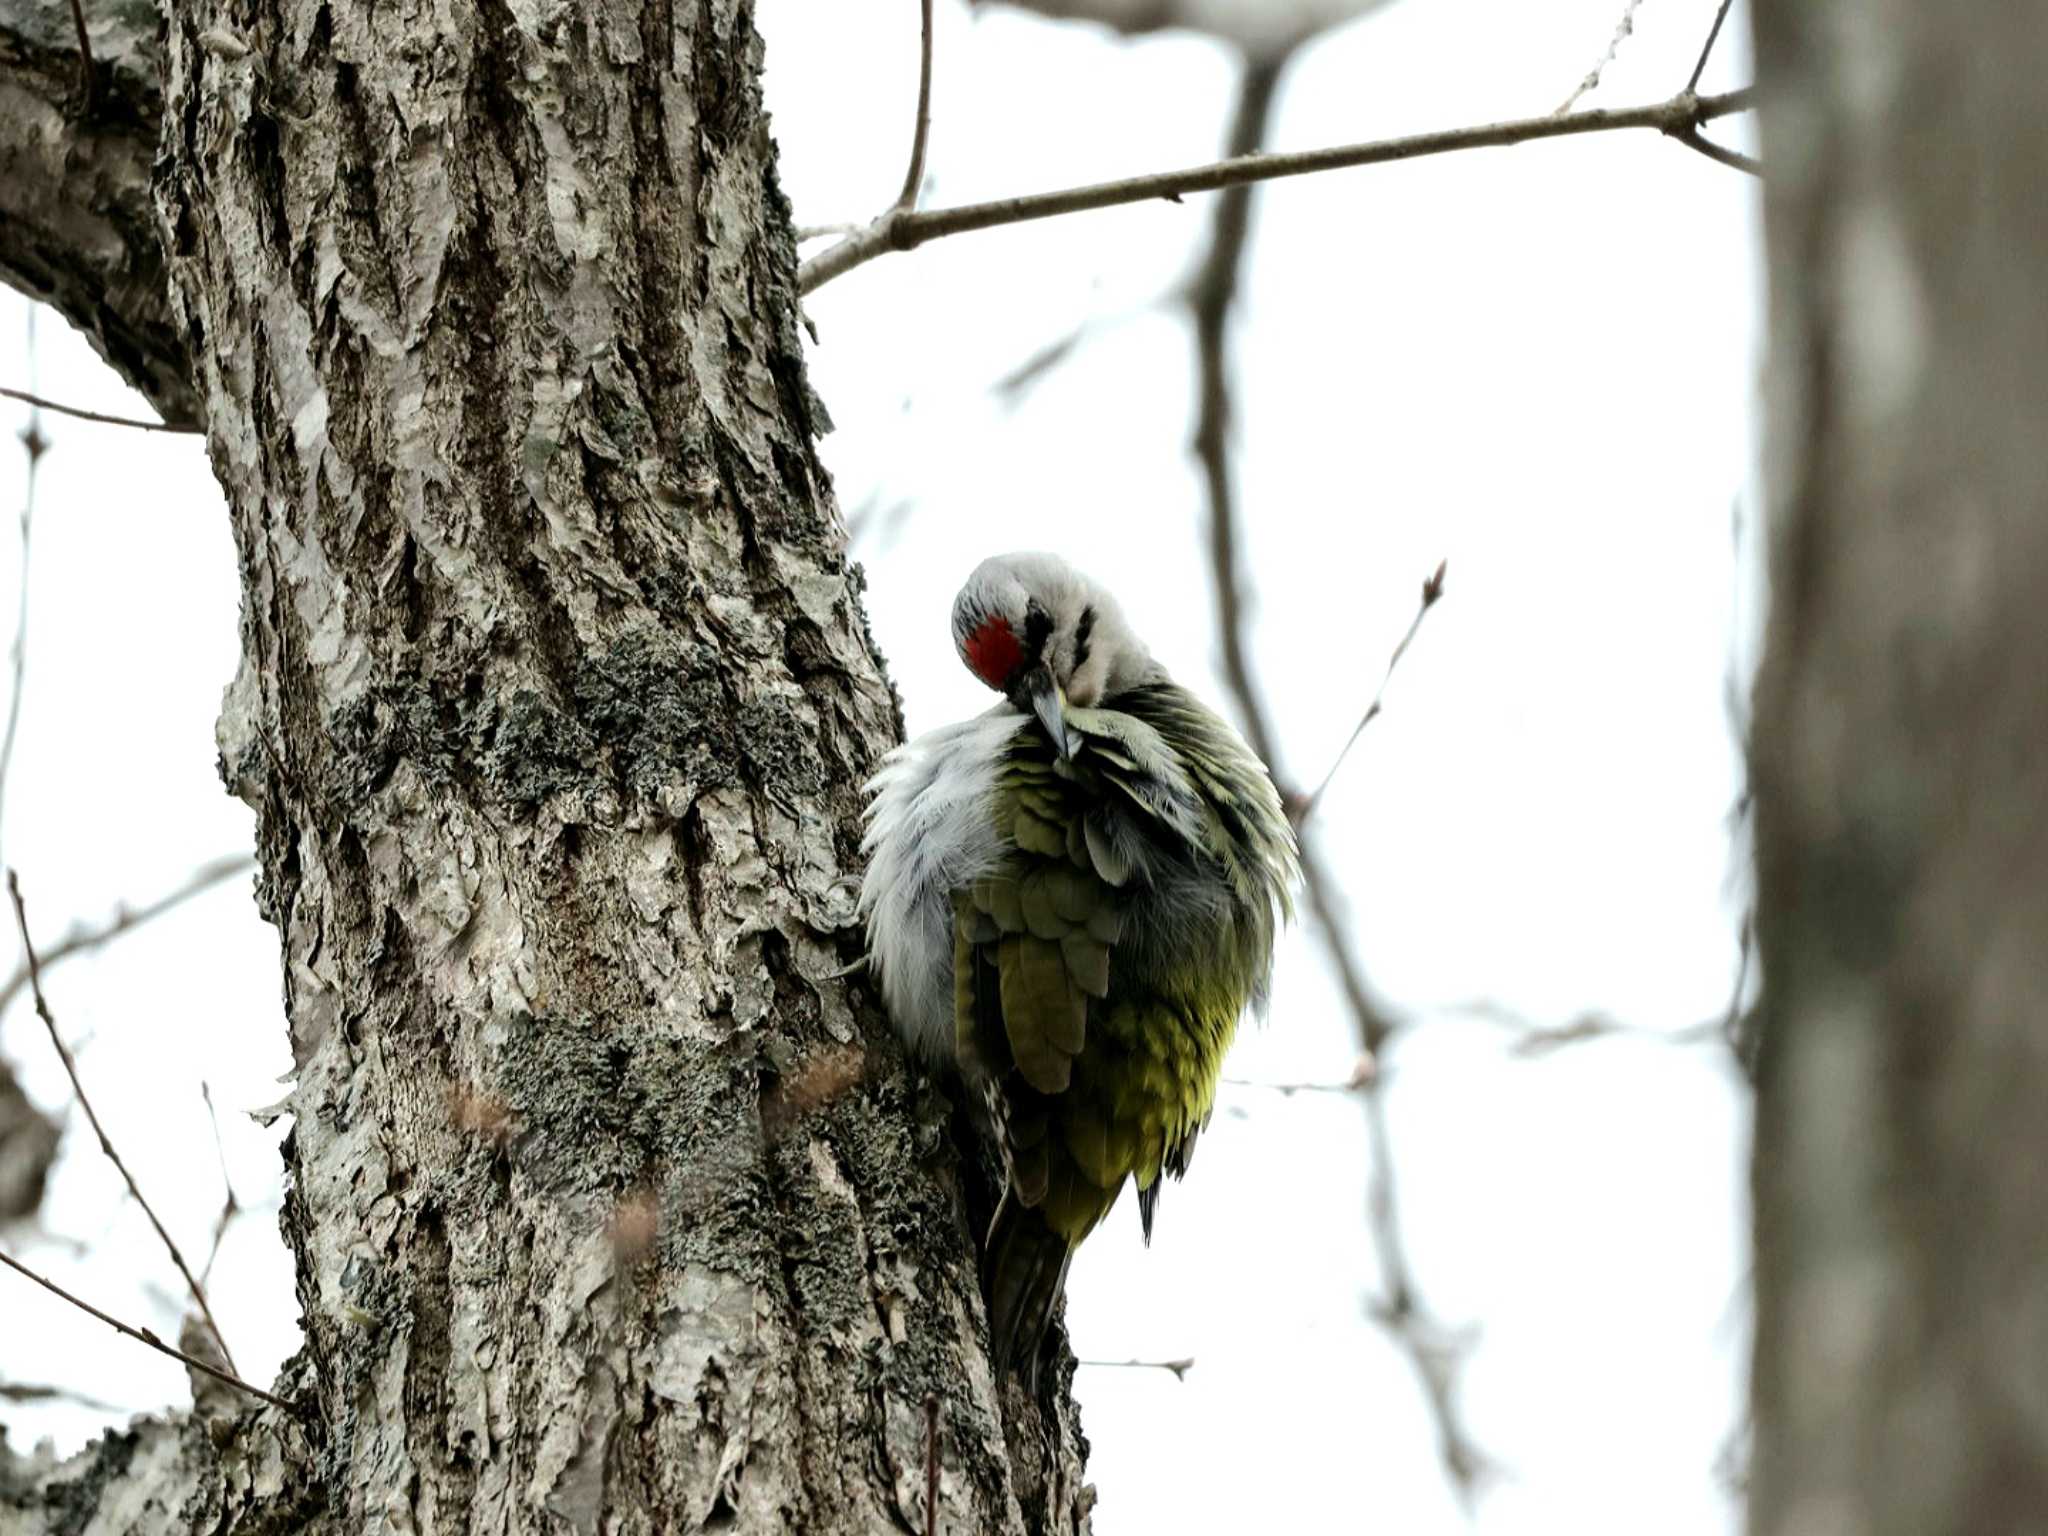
962, 616, 1023, 689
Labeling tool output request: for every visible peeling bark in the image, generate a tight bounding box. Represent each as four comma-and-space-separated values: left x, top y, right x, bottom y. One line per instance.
1750, 4, 2048, 1532
0, 0, 1091, 1527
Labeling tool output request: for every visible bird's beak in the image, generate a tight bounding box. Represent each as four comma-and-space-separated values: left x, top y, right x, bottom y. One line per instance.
1020, 665, 1071, 760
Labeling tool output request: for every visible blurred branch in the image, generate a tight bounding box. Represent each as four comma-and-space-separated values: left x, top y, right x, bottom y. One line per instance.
1224, 1054, 1378, 1096
0, 853, 256, 1020
1294, 559, 1446, 826
0, 1377, 122, 1412
800, 86, 1756, 293
1076, 1356, 1195, 1380
0, 1247, 292, 1411
1447, 915, 1756, 1062
0, 386, 202, 435
973, 0, 1388, 57
1556, 0, 1647, 114
9, 869, 241, 1373
197, 1082, 241, 1286
1, 319, 43, 869
0, 1053, 58, 1221
1189, 49, 1489, 1504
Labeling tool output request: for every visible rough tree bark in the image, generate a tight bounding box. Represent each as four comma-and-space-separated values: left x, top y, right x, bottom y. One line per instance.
1750, 4, 2048, 1533
0, 0, 1092, 1530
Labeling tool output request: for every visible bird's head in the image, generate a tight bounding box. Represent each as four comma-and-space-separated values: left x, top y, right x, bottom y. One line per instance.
951, 551, 1153, 759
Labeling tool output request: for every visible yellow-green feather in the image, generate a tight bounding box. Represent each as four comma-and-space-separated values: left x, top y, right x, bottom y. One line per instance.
962, 681, 1296, 1381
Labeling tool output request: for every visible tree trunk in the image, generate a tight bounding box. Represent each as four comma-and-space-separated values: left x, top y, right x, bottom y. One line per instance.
0, 0, 1092, 1529
1750, 4, 2048, 1532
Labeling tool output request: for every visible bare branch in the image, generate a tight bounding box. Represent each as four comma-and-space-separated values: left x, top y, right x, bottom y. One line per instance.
1187, 52, 1488, 1504
1686, 0, 1737, 92
197, 1082, 241, 1286
1224, 1054, 1377, 1096
0, 854, 256, 1020
1076, 1356, 1195, 1381
1295, 559, 1446, 826
800, 86, 1756, 293
64, 0, 95, 110
0, 386, 202, 435
0, 1376, 123, 1412
9, 869, 240, 1373
1555, 0, 1647, 115
1, 323, 42, 869
0, 1247, 293, 1412
1673, 124, 1761, 176
896, 0, 936, 212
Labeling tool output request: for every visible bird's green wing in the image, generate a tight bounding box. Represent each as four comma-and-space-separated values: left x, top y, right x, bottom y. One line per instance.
957, 705, 1259, 1380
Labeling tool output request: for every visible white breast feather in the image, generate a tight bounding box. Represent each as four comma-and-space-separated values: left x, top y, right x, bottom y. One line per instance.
859, 707, 1021, 1064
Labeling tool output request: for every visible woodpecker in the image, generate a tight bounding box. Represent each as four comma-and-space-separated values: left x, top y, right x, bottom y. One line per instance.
860, 552, 1298, 1384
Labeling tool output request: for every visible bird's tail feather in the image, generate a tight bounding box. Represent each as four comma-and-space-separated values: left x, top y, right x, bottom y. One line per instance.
984, 1192, 1072, 1391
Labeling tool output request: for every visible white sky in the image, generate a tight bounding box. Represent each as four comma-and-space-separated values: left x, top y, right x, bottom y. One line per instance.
0, 2, 1762, 1532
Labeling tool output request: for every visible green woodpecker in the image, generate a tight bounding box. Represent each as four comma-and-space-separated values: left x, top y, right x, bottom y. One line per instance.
860, 552, 1297, 1384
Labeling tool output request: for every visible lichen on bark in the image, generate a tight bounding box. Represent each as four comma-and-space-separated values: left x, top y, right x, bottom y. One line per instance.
0, 0, 1090, 1527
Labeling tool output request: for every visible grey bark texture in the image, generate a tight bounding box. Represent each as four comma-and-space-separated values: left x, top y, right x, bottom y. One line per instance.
1750, 4, 2048, 1534
0, 0, 201, 425
0, 0, 1094, 1529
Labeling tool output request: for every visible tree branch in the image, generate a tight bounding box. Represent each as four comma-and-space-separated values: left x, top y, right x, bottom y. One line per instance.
896, 0, 935, 211
0, 324, 40, 871
9, 870, 241, 1374
1686, 0, 1736, 92
801, 86, 1756, 293
0, 854, 255, 1020
1673, 124, 1760, 176
0, 386, 204, 434
1187, 50, 1489, 1504
0, 1247, 292, 1411
1295, 559, 1446, 826
1556, 0, 1647, 115
0, 0, 201, 425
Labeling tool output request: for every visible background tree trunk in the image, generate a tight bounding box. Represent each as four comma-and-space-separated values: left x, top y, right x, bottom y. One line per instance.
1750, 4, 2048, 1531
0, 0, 1092, 1529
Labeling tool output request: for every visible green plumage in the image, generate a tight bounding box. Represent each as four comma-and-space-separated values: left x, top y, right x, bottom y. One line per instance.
957, 682, 1296, 1381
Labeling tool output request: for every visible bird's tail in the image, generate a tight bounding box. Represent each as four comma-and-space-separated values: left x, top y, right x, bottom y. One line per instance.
983, 1192, 1073, 1391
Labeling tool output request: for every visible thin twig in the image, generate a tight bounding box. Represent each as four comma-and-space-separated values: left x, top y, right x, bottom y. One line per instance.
896, 0, 936, 212
0, 854, 256, 1020
922, 1393, 940, 1536
1448, 998, 1735, 1055
199, 1082, 242, 1286
2, 318, 42, 873
9, 870, 241, 1373
800, 86, 1756, 292
0, 387, 202, 435
1223, 1054, 1377, 1096
1555, 0, 1647, 115
1672, 125, 1760, 176
1187, 53, 1487, 1503
0, 1376, 124, 1412
65, 0, 96, 111
1076, 1356, 1195, 1381
1686, 0, 1737, 92
0, 1248, 293, 1412
1296, 559, 1447, 826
